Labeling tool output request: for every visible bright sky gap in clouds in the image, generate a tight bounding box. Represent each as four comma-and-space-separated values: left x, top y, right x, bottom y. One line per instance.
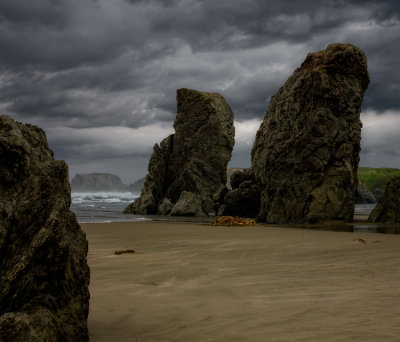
0, 0, 399, 183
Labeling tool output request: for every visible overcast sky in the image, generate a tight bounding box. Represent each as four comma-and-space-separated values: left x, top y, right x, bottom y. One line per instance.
1, 0, 399, 183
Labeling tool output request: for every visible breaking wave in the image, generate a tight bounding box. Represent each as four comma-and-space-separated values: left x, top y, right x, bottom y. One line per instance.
70, 191, 143, 223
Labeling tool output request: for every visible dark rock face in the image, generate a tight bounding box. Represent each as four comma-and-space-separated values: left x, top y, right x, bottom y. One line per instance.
372, 188, 384, 201
170, 191, 206, 217
251, 43, 370, 223
356, 183, 376, 204
368, 176, 400, 223
125, 134, 174, 214
226, 167, 244, 189
71, 172, 128, 192
0, 116, 90, 341
221, 169, 260, 218
229, 169, 248, 189
124, 88, 235, 216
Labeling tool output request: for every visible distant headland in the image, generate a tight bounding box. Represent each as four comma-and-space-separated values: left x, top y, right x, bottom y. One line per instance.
71, 173, 145, 193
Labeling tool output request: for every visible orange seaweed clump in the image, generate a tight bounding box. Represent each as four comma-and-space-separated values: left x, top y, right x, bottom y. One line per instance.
212, 216, 258, 226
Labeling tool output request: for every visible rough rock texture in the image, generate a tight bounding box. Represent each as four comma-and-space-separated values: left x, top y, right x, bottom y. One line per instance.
221, 169, 260, 218
124, 88, 235, 216
226, 168, 245, 189
356, 183, 376, 204
124, 134, 174, 214
71, 172, 129, 192
251, 43, 369, 223
158, 198, 173, 216
229, 169, 247, 189
170, 191, 206, 217
0, 116, 90, 341
368, 176, 400, 223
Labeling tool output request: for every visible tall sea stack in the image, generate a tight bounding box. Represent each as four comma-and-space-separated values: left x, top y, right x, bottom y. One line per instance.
251, 43, 370, 223
124, 88, 235, 216
0, 116, 90, 341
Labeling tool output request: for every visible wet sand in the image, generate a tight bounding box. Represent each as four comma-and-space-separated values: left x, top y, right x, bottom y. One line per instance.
83, 221, 400, 341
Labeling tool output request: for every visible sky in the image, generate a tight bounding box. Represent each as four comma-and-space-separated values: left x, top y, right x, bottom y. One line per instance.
0, 0, 399, 184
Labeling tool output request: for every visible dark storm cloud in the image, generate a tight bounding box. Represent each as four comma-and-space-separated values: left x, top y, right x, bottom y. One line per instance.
0, 0, 139, 71
1, 0, 400, 181
2, 0, 399, 122
0, 1, 69, 30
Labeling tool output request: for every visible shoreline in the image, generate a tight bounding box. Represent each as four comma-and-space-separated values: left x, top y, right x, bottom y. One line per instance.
81, 211, 400, 235
83, 221, 400, 341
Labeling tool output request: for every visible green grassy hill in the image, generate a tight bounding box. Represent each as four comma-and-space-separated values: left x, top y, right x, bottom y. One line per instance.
357, 167, 400, 191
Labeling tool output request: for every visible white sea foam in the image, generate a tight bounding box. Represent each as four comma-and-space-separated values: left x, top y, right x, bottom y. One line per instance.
70, 191, 141, 223
71, 192, 139, 205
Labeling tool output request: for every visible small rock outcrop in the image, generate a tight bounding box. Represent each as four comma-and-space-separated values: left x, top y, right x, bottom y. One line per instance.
0, 116, 90, 341
71, 172, 129, 192
372, 188, 384, 201
368, 176, 400, 223
226, 167, 245, 189
220, 169, 260, 218
124, 88, 235, 216
356, 182, 376, 204
251, 43, 370, 223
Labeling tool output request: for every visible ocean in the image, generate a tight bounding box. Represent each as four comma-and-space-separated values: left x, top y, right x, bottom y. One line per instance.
71, 191, 378, 225
71, 191, 147, 223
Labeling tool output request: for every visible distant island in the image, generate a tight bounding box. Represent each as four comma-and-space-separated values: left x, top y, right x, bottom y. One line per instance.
71, 173, 145, 193
70, 167, 400, 196
127, 177, 146, 192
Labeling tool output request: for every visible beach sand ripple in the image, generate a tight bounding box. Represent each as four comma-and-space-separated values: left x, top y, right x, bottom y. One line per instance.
83, 222, 400, 342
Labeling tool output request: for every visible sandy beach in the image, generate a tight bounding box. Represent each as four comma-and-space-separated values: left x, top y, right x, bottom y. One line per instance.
83, 221, 400, 342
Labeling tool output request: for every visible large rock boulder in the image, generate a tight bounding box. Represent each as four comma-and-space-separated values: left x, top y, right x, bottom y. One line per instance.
220, 169, 260, 218
0, 116, 90, 341
124, 88, 235, 216
368, 176, 400, 223
71, 172, 129, 192
251, 43, 369, 223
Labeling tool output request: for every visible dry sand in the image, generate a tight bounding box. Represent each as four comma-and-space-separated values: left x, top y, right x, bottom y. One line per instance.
82, 221, 400, 342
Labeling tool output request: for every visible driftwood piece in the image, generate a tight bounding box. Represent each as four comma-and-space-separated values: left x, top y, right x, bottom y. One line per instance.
114, 249, 136, 255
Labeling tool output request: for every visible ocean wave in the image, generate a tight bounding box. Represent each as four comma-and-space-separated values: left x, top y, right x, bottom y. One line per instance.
71, 191, 139, 205
70, 191, 143, 223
